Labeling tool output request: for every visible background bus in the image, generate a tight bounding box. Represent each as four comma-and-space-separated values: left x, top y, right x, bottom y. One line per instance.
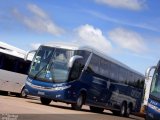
25, 43, 145, 117
146, 61, 160, 120
0, 41, 33, 97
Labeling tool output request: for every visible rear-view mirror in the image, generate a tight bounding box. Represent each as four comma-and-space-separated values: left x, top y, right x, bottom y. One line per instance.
24, 50, 37, 61
68, 55, 83, 68
145, 66, 156, 80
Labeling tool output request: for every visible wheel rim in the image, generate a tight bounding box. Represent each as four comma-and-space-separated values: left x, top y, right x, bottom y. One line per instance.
121, 104, 125, 115
77, 95, 83, 107
127, 107, 131, 115
21, 89, 26, 97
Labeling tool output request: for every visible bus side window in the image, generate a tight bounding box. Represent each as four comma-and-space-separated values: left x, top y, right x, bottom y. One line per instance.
69, 59, 84, 81
17, 60, 30, 74
0, 53, 4, 69
25, 61, 31, 74
88, 54, 100, 74
3, 54, 16, 72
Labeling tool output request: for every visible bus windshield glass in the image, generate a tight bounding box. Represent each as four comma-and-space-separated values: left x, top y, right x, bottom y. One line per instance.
28, 46, 74, 83
150, 65, 160, 99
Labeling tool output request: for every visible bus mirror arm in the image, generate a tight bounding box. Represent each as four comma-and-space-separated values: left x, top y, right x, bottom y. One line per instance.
145, 66, 156, 80
24, 50, 37, 61
68, 55, 83, 68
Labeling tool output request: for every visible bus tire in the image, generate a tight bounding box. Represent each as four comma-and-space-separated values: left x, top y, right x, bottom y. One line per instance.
71, 94, 84, 110
120, 102, 127, 117
20, 87, 27, 98
90, 106, 104, 113
40, 97, 52, 105
125, 105, 132, 117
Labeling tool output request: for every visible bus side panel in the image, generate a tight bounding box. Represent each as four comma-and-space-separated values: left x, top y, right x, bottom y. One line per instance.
108, 83, 129, 110
0, 69, 27, 93
79, 70, 143, 112
78, 71, 109, 107
129, 87, 144, 112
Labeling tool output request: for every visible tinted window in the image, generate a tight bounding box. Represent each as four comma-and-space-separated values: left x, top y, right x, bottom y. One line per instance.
0, 53, 4, 68
86, 52, 144, 88
0, 52, 31, 75
128, 72, 133, 87
16, 60, 31, 74
100, 58, 110, 78
88, 54, 100, 74
3, 54, 17, 72
110, 63, 119, 81
119, 68, 128, 84
69, 59, 84, 81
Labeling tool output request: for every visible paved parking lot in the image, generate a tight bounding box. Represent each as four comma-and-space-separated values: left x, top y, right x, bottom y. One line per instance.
0, 95, 144, 120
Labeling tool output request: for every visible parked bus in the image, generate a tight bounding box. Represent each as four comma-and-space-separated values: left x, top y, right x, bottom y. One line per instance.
145, 61, 160, 120
24, 43, 145, 117
0, 42, 32, 97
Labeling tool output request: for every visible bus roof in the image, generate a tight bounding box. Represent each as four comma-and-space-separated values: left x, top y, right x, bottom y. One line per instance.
0, 41, 33, 61
42, 42, 144, 77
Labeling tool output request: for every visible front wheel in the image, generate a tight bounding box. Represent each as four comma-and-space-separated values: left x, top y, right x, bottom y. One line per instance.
20, 87, 27, 98
40, 97, 52, 105
71, 94, 84, 110
120, 103, 127, 117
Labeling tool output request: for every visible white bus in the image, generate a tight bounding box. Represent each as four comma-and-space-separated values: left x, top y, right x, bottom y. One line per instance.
0, 42, 33, 97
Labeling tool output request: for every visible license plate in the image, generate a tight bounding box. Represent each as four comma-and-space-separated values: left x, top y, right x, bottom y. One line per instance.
38, 91, 45, 95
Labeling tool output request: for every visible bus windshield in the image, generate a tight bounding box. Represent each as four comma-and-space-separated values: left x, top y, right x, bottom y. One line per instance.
28, 46, 74, 83
150, 65, 160, 100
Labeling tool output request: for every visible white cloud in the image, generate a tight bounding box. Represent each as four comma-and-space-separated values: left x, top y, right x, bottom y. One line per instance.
95, 0, 146, 11
85, 10, 160, 33
28, 4, 47, 19
75, 24, 112, 54
13, 4, 64, 35
108, 27, 147, 53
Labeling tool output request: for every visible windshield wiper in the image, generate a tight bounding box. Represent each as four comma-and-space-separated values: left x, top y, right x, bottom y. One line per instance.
33, 48, 56, 80
33, 64, 48, 80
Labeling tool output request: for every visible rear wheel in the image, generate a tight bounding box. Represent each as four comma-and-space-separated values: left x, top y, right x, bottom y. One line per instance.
40, 97, 52, 105
90, 106, 104, 113
125, 105, 132, 117
71, 94, 84, 110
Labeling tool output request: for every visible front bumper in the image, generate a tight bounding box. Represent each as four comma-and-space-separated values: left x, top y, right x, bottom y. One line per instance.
25, 79, 76, 103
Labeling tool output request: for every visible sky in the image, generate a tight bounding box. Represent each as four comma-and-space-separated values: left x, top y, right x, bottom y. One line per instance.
0, 0, 160, 74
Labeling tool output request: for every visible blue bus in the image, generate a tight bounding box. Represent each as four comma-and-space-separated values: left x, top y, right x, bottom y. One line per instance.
24, 43, 145, 117
146, 61, 160, 120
